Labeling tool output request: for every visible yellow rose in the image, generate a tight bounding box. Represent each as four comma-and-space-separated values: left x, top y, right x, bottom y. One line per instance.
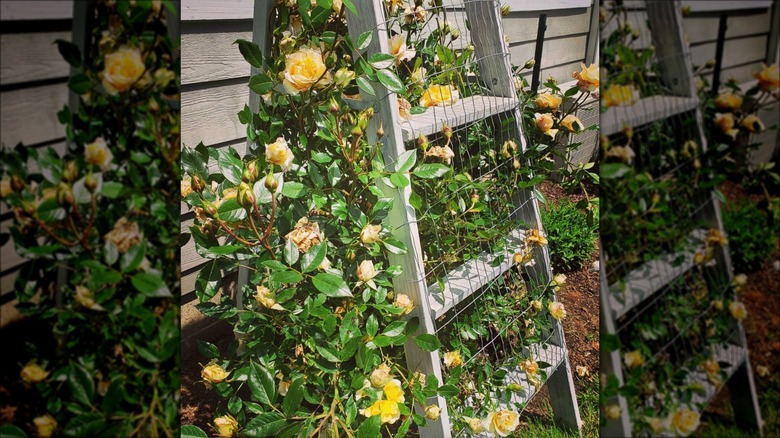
214, 414, 239, 437
424, 404, 441, 421
181, 178, 193, 198
265, 137, 294, 172
668, 408, 700, 437
282, 46, 331, 94
86, 137, 114, 171
201, 363, 229, 384
553, 273, 567, 287
526, 229, 548, 247
715, 112, 738, 139
102, 45, 145, 94
393, 293, 414, 315
754, 63, 780, 91
729, 301, 747, 320
715, 92, 743, 110
256, 285, 284, 310
357, 260, 377, 282
33, 414, 58, 438
501, 139, 517, 158
605, 404, 622, 421
576, 365, 589, 377
514, 248, 533, 265
522, 359, 539, 375
420, 84, 459, 107
285, 217, 321, 253
603, 84, 637, 107
383, 379, 405, 403
361, 399, 401, 424
605, 145, 635, 164
530, 299, 542, 311
153, 67, 175, 89
0, 176, 11, 198
740, 114, 765, 133
560, 114, 584, 133
534, 112, 558, 138
424, 145, 455, 164
20, 362, 49, 383
485, 409, 520, 437
411, 66, 427, 85
360, 224, 382, 244
443, 350, 463, 368
733, 273, 748, 288
466, 416, 487, 433
572, 63, 599, 92
333, 67, 355, 88
278, 379, 291, 396
756, 365, 770, 377
623, 350, 643, 369
548, 301, 567, 320
534, 92, 562, 110
389, 34, 416, 64
645, 416, 667, 434
398, 97, 412, 121
370, 364, 393, 388
75, 285, 104, 311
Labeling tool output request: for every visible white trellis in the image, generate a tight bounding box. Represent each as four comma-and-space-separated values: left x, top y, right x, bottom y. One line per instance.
236, 0, 582, 436
599, 1, 763, 436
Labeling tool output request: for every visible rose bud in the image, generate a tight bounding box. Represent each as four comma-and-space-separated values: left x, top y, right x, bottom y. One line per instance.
192, 175, 205, 192
11, 175, 25, 192
264, 173, 278, 192
238, 182, 255, 209
85, 174, 98, 192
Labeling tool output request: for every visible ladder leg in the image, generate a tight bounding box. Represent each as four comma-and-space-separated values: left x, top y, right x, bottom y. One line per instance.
547, 339, 583, 432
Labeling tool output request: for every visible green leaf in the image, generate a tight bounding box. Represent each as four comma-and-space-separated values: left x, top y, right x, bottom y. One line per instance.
282, 378, 305, 416
381, 321, 407, 337
382, 237, 407, 255
0, 424, 27, 438
67, 362, 95, 406
284, 238, 300, 266
197, 340, 220, 359
356, 76, 376, 96
120, 242, 145, 272
206, 244, 243, 255
217, 198, 248, 222
271, 270, 303, 284
68, 73, 92, 93
244, 412, 286, 437
312, 273, 352, 297
366, 314, 379, 337
377, 69, 405, 94
301, 242, 327, 273
437, 384, 458, 397
235, 39, 264, 69
180, 425, 209, 438
368, 53, 395, 70
281, 181, 307, 198
216, 147, 244, 185
389, 172, 409, 188
228, 395, 243, 414
395, 149, 417, 173
55, 39, 81, 67
195, 260, 223, 302
131, 273, 172, 297
100, 182, 124, 199
601, 163, 631, 179
61, 414, 105, 437
249, 362, 276, 406
357, 30, 373, 50
414, 334, 441, 352
249, 73, 275, 95
356, 415, 381, 438
413, 163, 450, 179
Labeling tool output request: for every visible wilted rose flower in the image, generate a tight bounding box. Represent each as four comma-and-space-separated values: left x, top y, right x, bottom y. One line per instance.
201, 363, 229, 384
443, 350, 463, 368
425, 145, 455, 164
181, 177, 193, 198
75, 285, 105, 311
530, 300, 543, 312
278, 379, 291, 396
370, 364, 393, 388
548, 301, 567, 320
754, 63, 779, 90
357, 260, 377, 282
393, 293, 414, 315
20, 362, 48, 383
740, 114, 765, 133
282, 46, 331, 94
668, 408, 699, 437
86, 137, 114, 171
102, 45, 145, 94
485, 409, 520, 436
534, 92, 562, 110
33, 414, 58, 438
256, 285, 284, 311
104, 217, 141, 253
389, 34, 416, 65
285, 217, 321, 253
605, 404, 622, 421
526, 229, 548, 247
572, 63, 599, 92
715, 92, 743, 110
425, 404, 441, 421
605, 145, 635, 164
214, 414, 239, 437
729, 301, 747, 320
398, 97, 412, 120
576, 365, 589, 377
0, 176, 11, 198
420, 84, 459, 107
360, 224, 382, 244
623, 350, 643, 369
265, 137, 294, 172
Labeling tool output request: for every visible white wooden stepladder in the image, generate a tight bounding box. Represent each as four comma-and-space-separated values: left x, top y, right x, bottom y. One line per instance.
239, 1, 581, 435
600, 1, 763, 436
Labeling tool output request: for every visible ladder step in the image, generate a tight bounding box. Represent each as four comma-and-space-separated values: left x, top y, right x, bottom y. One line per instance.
400, 95, 518, 142
607, 228, 707, 320
429, 226, 526, 320
601, 95, 699, 136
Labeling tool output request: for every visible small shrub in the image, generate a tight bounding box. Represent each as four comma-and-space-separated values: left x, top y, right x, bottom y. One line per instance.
542, 199, 597, 272
723, 199, 777, 272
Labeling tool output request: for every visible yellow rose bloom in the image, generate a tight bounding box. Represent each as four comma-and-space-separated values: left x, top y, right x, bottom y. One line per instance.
754, 63, 779, 91
424, 145, 455, 164
85, 137, 114, 171
645, 416, 667, 434
0, 176, 12, 198
265, 137, 294, 172
420, 84, 459, 107
256, 285, 284, 310
361, 399, 401, 424
534, 112, 558, 139
522, 359, 539, 375
714, 112, 739, 139
548, 301, 567, 320
603, 84, 637, 107
756, 365, 770, 377
740, 114, 765, 133
526, 229, 548, 247
668, 408, 700, 437
370, 364, 393, 388
485, 409, 520, 436
285, 217, 322, 253
605, 404, 622, 421
392, 293, 414, 315
102, 45, 146, 94
729, 301, 747, 320
33, 414, 58, 438
333, 67, 355, 88
214, 414, 239, 437
282, 46, 331, 94
576, 365, 589, 377
534, 92, 562, 110
201, 363, 229, 384
443, 350, 463, 368
20, 362, 49, 383
389, 34, 416, 64
560, 114, 584, 133
715, 92, 743, 110
382, 379, 405, 403
425, 404, 441, 421
623, 350, 643, 369
466, 416, 487, 433
357, 260, 377, 282
360, 224, 382, 244
572, 63, 599, 92
181, 178, 193, 198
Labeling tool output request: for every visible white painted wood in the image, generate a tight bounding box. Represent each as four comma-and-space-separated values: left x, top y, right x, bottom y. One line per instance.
690, 36, 768, 72
399, 96, 517, 142
0, 1, 73, 20
684, 13, 772, 44
0, 84, 69, 146
0, 32, 71, 85
181, 82, 250, 147
600, 95, 699, 136
504, 0, 592, 12
182, 0, 253, 21
681, 0, 773, 12
181, 27, 252, 84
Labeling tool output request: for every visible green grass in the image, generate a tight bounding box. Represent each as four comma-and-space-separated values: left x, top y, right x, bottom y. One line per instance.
515, 374, 599, 437
693, 377, 780, 437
